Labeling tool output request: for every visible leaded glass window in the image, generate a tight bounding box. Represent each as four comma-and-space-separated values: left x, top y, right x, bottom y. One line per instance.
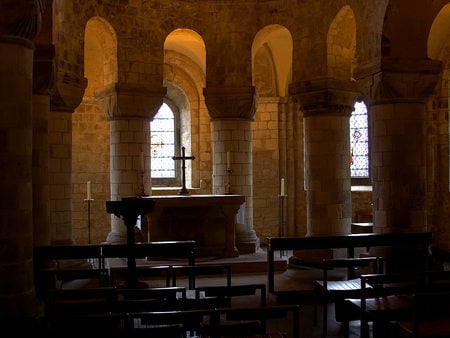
151, 102, 180, 186
350, 101, 369, 178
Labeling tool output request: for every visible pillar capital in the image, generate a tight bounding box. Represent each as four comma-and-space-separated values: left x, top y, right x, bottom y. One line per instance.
0, 0, 43, 43
95, 83, 167, 121
289, 78, 359, 117
203, 86, 257, 120
49, 70, 87, 112
355, 57, 442, 105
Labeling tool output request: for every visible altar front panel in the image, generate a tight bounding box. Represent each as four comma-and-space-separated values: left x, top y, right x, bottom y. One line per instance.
141, 195, 245, 258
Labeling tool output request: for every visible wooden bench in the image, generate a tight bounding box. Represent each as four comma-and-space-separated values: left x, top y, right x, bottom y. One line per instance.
267, 232, 433, 296
396, 290, 450, 338
313, 256, 379, 336
171, 264, 232, 289
34, 240, 197, 293
124, 304, 300, 338
33, 244, 107, 295
194, 283, 267, 308
102, 240, 196, 288
44, 296, 299, 338
44, 287, 186, 330
267, 232, 432, 336
345, 269, 450, 338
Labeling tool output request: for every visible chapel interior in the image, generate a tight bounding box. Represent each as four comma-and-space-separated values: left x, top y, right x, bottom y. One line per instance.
2, 0, 450, 334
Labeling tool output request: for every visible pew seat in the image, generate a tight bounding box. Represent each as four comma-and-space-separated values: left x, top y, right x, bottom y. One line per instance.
344, 270, 450, 338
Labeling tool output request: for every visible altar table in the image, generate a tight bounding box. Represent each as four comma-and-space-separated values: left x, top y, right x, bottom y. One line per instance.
138, 195, 245, 258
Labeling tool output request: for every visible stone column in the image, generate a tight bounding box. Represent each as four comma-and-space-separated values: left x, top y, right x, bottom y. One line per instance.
32, 94, 51, 246
47, 64, 86, 246
96, 83, 165, 243
356, 58, 441, 234
0, 0, 43, 322
292, 78, 358, 237
204, 86, 260, 253
288, 79, 358, 262
32, 42, 54, 246
48, 110, 75, 244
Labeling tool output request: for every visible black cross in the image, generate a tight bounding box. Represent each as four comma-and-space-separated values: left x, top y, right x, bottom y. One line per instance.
172, 146, 195, 195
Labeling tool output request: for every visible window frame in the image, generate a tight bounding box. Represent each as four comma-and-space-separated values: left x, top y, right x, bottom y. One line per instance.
350, 100, 371, 187
150, 100, 181, 187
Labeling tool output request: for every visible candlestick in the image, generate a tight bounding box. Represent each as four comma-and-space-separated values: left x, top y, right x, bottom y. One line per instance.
227, 151, 231, 169
279, 191, 287, 257
85, 181, 93, 244
86, 181, 91, 200
280, 178, 285, 196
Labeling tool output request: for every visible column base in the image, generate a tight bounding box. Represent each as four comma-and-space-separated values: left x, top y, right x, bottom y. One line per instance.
236, 229, 260, 254
289, 248, 348, 268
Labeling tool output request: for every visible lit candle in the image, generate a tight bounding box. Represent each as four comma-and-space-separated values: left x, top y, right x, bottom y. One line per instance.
86, 181, 91, 200
280, 178, 285, 196
227, 151, 231, 169
140, 151, 144, 170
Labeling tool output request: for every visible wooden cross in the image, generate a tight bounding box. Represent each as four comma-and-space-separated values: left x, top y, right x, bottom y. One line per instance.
172, 146, 195, 195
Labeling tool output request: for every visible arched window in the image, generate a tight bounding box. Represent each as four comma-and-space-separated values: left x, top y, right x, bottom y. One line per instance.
150, 102, 181, 186
350, 101, 370, 184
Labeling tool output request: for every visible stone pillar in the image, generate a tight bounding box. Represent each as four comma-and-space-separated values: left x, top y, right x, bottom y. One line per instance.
48, 68, 86, 246
48, 110, 75, 244
32, 42, 54, 246
106, 119, 151, 243
356, 58, 441, 234
32, 94, 51, 246
292, 78, 358, 237
96, 83, 165, 243
0, 0, 43, 322
204, 86, 260, 253
288, 79, 358, 262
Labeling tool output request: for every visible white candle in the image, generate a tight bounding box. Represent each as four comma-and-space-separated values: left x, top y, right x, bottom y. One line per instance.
86, 181, 91, 200
280, 178, 285, 196
227, 151, 231, 169
140, 151, 144, 170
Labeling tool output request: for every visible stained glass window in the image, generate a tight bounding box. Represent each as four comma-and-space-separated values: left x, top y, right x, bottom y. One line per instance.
350, 101, 369, 178
151, 103, 176, 178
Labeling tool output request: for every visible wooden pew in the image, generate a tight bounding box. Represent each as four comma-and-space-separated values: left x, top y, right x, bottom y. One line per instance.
344, 269, 450, 338
267, 232, 433, 296
33, 244, 107, 295
34, 240, 197, 293
43, 285, 189, 332
102, 241, 196, 288
171, 264, 232, 289
126, 304, 300, 338
396, 290, 450, 338
194, 283, 267, 308
313, 256, 379, 336
101, 240, 196, 264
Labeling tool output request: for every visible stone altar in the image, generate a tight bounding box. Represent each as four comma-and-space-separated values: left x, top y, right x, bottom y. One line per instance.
139, 194, 245, 258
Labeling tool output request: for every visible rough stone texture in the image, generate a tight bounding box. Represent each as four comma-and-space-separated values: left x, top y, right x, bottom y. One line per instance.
3, 0, 450, 324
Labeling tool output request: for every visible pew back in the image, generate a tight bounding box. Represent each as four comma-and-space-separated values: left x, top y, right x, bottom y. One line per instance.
267, 232, 433, 294
34, 240, 196, 293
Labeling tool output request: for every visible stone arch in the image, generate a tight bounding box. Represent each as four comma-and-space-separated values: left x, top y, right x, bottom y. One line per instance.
381, 1, 435, 59
428, 4, 450, 105
427, 3, 450, 251
163, 28, 208, 187
84, 16, 118, 97
327, 5, 356, 80
252, 24, 292, 97
70, 16, 118, 244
